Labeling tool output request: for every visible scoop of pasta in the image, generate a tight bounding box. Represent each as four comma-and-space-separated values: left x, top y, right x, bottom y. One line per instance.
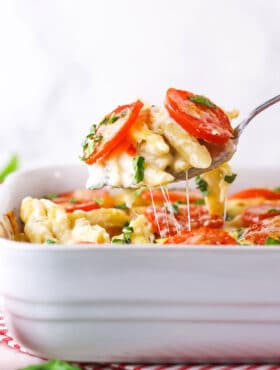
81, 89, 235, 189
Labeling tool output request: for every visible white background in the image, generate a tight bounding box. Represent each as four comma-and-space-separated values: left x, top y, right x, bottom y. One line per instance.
0, 0, 279, 170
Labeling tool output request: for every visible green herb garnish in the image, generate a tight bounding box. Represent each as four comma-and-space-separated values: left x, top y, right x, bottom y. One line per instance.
109, 112, 120, 124
225, 213, 233, 221
165, 201, 180, 214
274, 187, 280, 193
45, 193, 58, 200
192, 198, 205, 205
268, 208, 279, 214
133, 156, 145, 184
112, 238, 125, 244
134, 186, 146, 197
94, 198, 104, 205
46, 239, 56, 244
69, 197, 77, 204
20, 359, 80, 369
83, 139, 95, 160
189, 95, 216, 108
122, 225, 134, 243
111, 225, 134, 244
0, 154, 19, 182
114, 203, 129, 210
195, 176, 209, 196
224, 173, 237, 184
265, 236, 280, 245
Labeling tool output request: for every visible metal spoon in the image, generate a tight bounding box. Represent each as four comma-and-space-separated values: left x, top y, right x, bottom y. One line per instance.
172, 94, 280, 181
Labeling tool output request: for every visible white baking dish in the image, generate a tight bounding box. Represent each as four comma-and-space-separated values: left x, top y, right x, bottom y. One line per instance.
0, 165, 280, 363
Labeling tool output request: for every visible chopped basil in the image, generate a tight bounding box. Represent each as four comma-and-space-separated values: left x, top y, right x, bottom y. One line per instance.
83, 139, 95, 160
20, 359, 81, 369
192, 198, 205, 205
100, 116, 109, 125
225, 213, 233, 221
69, 197, 77, 204
112, 225, 134, 244
189, 95, 216, 108
265, 236, 280, 245
224, 173, 237, 184
112, 238, 126, 244
0, 154, 19, 182
94, 135, 103, 142
195, 176, 209, 196
237, 229, 245, 240
274, 187, 280, 193
45, 193, 58, 200
165, 201, 180, 214
123, 225, 134, 243
93, 198, 104, 205
108, 112, 120, 124
133, 156, 145, 184
114, 203, 129, 210
46, 239, 56, 244
268, 208, 279, 213
134, 186, 146, 197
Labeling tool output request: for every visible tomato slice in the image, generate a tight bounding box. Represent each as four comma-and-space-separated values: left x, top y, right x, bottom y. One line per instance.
229, 188, 280, 200
141, 189, 202, 204
243, 216, 280, 245
50, 189, 115, 212
165, 88, 233, 144
241, 203, 280, 227
145, 204, 223, 237
164, 227, 237, 245
83, 100, 143, 164
65, 201, 101, 213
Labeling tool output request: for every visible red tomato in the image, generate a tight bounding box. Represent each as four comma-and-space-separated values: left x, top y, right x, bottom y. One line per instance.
229, 188, 280, 200
243, 216, 280, 245
164, 227, 237, 245
241, 203, 280, 227
141, 189, 202, 204
51, 189, 114, 212
165, 88, 233, 144
64, 201, 101, 213
145, 204, 223, 237
84, 100, 143, 164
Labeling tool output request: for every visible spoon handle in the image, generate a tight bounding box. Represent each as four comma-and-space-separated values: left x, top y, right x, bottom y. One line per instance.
234, 94, 280, 138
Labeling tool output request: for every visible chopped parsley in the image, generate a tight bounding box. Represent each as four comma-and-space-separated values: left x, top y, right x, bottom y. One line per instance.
0, 154, 19, 182
189, 95, 216, 108
45, 239, 56, 244
114, 203, 129, 210
93, 198, 104, 205
224, 173, 237, 184
69, 197, 77, 204
265, 236, 280, 245
112, 225, 134, 244
195, 176, 209, 196
45, 193, 58, 200
133, 156, 145, 184
192, 198, 205, 205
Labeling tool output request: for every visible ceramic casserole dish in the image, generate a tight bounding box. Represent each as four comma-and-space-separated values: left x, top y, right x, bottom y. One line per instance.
0, 165, 280, 363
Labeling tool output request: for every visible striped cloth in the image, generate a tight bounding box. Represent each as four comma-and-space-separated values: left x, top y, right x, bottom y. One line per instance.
1, 316, 280, 370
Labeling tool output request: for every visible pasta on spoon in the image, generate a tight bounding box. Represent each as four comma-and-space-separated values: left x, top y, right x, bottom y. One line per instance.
80, 88, 234, 189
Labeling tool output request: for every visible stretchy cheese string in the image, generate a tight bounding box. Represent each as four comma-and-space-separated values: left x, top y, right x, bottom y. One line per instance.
160, 185, 181, 235
185, 170, 191, 231
149, 187, 164, 239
